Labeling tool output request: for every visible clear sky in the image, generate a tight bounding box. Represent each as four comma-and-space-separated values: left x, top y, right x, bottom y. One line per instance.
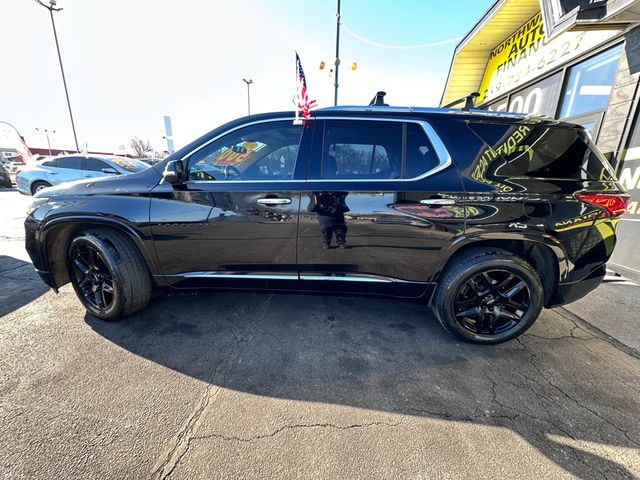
1, 0, 494, 153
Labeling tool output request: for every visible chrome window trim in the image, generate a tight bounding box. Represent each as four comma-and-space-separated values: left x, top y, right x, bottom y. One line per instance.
182, 116, 453, 184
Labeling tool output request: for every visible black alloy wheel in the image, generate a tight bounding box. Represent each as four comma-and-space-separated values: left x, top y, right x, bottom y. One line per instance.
434, 249, 543, 344
71, 242, 116, 315
453, 268, 530, 336
68, 229, 152, 320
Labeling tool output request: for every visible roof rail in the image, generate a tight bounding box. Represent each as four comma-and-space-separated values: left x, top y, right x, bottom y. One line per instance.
442, 92, 480, 111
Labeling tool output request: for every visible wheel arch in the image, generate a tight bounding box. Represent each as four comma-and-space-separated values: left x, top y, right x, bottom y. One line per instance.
432, 233, 568, 308
40, 217, 160, 290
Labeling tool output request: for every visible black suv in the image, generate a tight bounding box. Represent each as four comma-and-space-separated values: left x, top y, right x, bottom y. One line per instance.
24, 106, 629, 344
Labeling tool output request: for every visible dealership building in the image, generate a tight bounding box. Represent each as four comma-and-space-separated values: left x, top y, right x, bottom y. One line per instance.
442, 0, 640, 281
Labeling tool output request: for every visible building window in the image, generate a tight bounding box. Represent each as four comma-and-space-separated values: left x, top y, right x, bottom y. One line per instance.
485, 97, 508, 112
558, 44, 623, 119
508, 72, 564, 116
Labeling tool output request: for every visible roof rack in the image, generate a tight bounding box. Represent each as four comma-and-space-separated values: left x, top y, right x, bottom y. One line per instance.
368, 91, 389, 106
442, 92, 480, 111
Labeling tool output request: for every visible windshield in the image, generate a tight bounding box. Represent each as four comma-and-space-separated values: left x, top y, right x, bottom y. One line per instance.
109, 158, 150, 173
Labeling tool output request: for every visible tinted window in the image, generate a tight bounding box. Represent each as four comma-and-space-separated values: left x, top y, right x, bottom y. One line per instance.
42, 159, 57, 167
405, 123, 439, 178
56, 157, 83, 170
468, 122, 615, 181
188, 121, 303, 181
110, 158, 149, 172
85, 158, 110, 172
320, 120, 402, 180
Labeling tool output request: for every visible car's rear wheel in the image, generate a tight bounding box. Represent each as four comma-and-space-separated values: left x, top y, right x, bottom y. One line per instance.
31, 181, 51, 195
68, 229, 152, 320
434, 249, 543, 344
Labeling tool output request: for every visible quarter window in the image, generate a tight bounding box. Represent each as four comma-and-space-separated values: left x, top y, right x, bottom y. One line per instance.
468, 122, 616, 181
405, 123, 439, 178
42, 159, 58, 167
188, 121, 303, 181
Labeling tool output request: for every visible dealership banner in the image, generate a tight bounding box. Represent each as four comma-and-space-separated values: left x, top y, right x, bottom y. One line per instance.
478, 12, 623, 104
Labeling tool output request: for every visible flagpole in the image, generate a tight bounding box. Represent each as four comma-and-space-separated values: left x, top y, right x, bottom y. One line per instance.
294, 52, 301, 125
334, 0, 341, 106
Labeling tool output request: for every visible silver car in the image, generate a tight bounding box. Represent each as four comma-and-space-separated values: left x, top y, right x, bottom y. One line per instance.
16, 155, 150, 195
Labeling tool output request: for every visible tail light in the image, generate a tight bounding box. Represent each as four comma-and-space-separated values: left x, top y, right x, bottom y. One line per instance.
575, 192, 630, 218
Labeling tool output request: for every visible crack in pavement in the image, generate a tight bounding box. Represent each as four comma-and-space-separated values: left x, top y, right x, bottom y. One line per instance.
515, 337, 640, 449
188, 419, 404, 444
150, 295, 273, 480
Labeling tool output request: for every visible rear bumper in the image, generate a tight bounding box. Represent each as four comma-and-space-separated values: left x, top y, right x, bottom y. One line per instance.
15, 175, 31, 195
547, 264, 606, 308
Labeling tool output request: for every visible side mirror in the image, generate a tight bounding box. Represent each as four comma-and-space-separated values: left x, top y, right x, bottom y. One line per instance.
101, 167, 120, 175
163, 160, 185, 184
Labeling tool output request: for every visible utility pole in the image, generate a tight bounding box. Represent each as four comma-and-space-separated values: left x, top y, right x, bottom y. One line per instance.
242, 78, 253, 116
35, 0, 80, 152
334, 0, 341, 106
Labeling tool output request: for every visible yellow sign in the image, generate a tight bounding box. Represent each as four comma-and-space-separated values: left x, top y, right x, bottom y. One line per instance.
477, 12, 622, 104
478, 13, 544, 103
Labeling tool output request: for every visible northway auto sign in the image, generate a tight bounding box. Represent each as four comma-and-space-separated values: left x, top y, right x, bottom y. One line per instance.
478, 12, 622, 107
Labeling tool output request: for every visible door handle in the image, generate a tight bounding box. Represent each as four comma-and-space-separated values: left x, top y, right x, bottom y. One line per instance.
420, 198, 456, 206
257, 197, 292, 206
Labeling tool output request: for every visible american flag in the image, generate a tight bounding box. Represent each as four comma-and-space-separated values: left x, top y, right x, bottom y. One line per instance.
295, 52, 317, 121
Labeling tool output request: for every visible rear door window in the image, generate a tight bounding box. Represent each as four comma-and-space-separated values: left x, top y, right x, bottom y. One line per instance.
318, 120, 402, 180
55, 157, 83, 170
467, 122, 616, 181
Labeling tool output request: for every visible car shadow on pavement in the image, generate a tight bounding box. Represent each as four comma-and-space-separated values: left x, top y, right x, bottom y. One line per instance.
86, 291, 640, 479
0, 255, 49, 317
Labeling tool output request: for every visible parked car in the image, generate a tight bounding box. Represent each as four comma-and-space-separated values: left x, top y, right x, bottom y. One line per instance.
0, 158, 16, 172
24, 106, 629, 344
16, 154, 150, 195
0, 163, 12, 187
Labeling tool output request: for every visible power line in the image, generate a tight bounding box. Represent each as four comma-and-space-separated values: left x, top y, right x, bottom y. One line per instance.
341, 24, 461, 50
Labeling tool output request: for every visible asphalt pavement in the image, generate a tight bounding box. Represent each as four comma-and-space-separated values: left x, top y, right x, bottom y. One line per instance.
1, 187, 639, 480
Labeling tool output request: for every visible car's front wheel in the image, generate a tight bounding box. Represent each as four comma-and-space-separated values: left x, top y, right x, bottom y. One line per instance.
68, 229, 152, 320
433, 249, 543, 344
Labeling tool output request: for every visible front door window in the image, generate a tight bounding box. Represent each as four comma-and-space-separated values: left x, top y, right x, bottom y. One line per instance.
187, 121, 303, 182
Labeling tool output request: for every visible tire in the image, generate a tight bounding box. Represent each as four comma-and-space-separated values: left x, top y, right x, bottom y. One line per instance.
31, 181, 51, 195
67, 229, 152, 320
433, 248, 543, 344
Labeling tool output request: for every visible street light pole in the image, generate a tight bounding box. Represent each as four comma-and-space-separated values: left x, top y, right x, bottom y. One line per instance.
35, 0, 80, 153
242, 78, 253, 116
36, 128, 55, 155
334, 0, 341, 106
